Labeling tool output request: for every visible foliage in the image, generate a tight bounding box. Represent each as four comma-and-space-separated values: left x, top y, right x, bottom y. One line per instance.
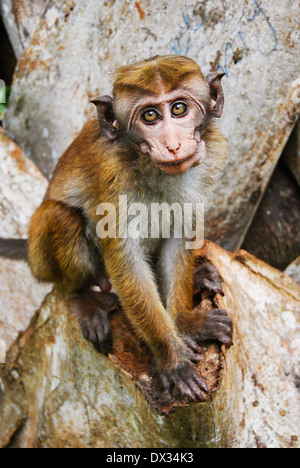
0, 87, 11, 122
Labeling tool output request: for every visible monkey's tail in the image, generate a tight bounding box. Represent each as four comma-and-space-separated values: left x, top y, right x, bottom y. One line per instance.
0, 238, 28, 261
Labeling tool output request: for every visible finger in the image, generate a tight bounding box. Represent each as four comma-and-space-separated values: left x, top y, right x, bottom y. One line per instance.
184, 336, 198, 352
210, 309, 228, 317
206, 322, 232, 337
98, 311, 111, 337
187, 378, 205, 401
210, 315, 232, 327
202, 279, 223, 294
193, 374, 209, 393
177, 381, 196, 401
215, 331, 233, 347
190, 353, 202, 363
97, 327, 112, 355
160, 374, 170, 392
88, 327, 99, 350
215, 322, 232, 336
160, 374, 175, 403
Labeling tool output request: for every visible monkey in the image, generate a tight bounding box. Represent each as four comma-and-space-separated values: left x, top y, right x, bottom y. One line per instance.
0, 55, 232, 401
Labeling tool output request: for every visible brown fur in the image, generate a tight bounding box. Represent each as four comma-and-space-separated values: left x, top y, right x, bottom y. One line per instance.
25, 56, 232, 399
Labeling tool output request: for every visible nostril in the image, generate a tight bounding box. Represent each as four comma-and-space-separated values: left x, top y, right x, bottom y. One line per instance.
167, 142, 181, 153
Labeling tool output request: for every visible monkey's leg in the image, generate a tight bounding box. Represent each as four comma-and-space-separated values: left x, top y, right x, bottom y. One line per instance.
67, 289, 119, 354
159, 238, 233, 348
28, 200, 119, 353
102, 239, 208, 401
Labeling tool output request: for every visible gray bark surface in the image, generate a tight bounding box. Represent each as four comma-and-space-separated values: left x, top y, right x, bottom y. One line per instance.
2, 0, 300, 249
0, 128, 50, 351
0, 0, 48, 58
0, 242, 299, 448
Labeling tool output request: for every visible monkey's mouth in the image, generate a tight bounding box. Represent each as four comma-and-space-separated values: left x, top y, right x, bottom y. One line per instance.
159, 154, 195, 167
155, 153, 196, 174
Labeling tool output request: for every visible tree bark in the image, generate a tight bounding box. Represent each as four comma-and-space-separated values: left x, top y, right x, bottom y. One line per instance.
283, 120, 300, 188
2, 0, 300, 250
285, 256, 300, 285
0, 0, 48, 58
0, 127, 50, 350
0, 241, 299, 448
242, 162, 300, 270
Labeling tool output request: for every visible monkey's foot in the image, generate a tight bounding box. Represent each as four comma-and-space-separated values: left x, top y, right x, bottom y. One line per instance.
194, 307, 233, 347
194, 259, 224, 296
94, 270, 112, 293
178, 301, 233, 348
182, 336, 203, 361
159, 361, 209, 403
68, 289, 120, 354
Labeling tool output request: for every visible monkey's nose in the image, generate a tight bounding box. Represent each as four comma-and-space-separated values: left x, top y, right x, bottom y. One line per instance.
166, 142, 181, 154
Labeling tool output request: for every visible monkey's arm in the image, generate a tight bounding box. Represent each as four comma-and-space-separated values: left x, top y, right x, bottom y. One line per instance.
0, 238, 28, 261
102, 238, 208, 400
159, 238, 233, 348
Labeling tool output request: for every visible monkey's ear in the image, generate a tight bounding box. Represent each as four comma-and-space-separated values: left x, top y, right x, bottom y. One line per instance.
91, 96, 119, 140
205, 72, 225, 118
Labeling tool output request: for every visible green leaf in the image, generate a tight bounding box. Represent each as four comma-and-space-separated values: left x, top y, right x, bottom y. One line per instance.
0, 87, 12, 121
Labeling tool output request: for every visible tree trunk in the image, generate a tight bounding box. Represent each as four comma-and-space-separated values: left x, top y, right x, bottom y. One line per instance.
2, 0, 299, 251
0, 0, 48, 58
242, 162, 300, 270
0, 241, 299, 448
0, 127, 50, 350
283, 120, 300, 188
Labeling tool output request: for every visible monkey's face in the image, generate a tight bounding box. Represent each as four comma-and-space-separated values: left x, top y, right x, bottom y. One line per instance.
93, 58, 224, 174
129, 89, 208, 175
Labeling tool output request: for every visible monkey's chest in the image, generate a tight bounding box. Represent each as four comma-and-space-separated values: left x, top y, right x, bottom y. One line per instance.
127, 179, 201, 250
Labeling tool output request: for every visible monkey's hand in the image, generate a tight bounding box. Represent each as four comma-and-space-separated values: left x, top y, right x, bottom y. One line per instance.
68, 289, 120, 354
179, 301, 233, 348
195, 307, 232, 347
158, 359, 209, 403
194, 259, 224, 296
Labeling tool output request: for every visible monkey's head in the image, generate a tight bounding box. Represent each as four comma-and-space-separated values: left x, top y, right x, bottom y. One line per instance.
92, 55, 225, 175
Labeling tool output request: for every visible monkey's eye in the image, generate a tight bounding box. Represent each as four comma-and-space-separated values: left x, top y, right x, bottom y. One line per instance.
171, 102, 188, 117
142, 109, 159, 123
